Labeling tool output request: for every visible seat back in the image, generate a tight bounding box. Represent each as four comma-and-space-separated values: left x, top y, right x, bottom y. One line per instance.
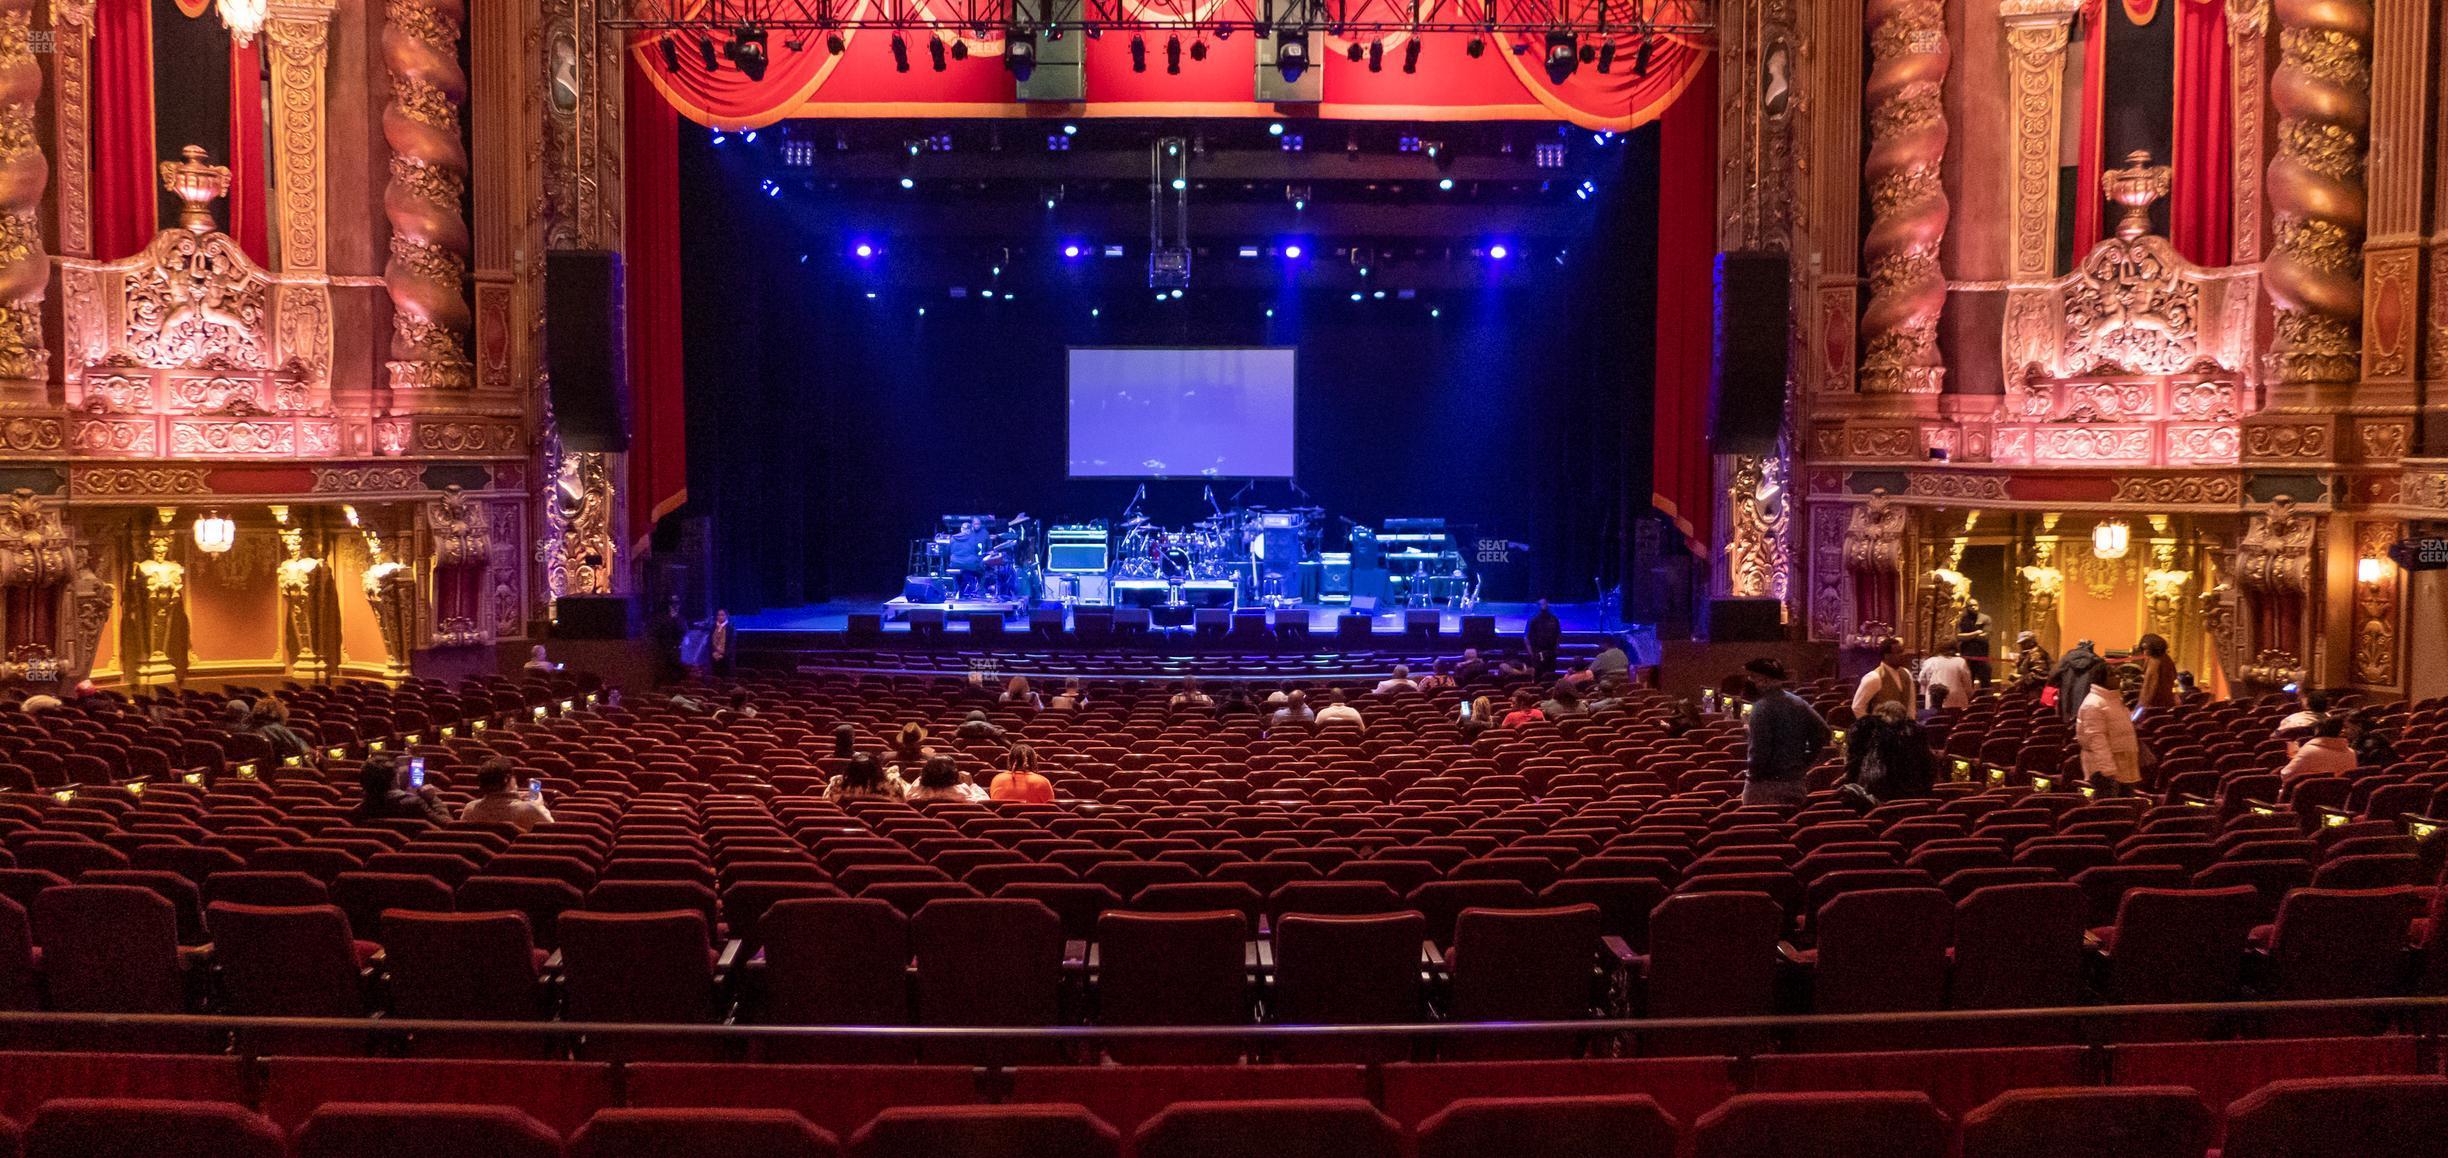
1951, 883, 2087, 1013
293, 1103, 561, 1158
851, 1105, 1118, 1158
1448, 904, 1602, 1060
2222, 1076, 2448, 1158
1415, 1095, 1680, 1158
2104, 886, 2262, 1006
570, 1108, 839, 1158
206, 902, 369, 1019
1642, 891, 1782, 1052
1094, 909, 1250, 1064
29, 884, 185, 1013
380, 910, 543, 1025
457, 876, 584, 950
330, 872, 454, 945
557, 911, 718, 1048
910, 898, 1063, 1063
757, 897, 913, 1063
1691, 1092, 1949, 1158
1958, 1087, 2214, 1158
25, 1098, 287, 1158
1807, 888, 1955, 1032
1270, 912, 1426, 1064
1134, 1100, 1401, 1158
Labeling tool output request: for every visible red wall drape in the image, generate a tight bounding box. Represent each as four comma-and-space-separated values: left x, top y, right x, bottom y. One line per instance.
94, 0, 158, 258
2071, 1, 2108, 257
227, 38, 268, 265
1651, 56, 1718, 559
623, 57, 689, 552
2168, 0, 2231, 266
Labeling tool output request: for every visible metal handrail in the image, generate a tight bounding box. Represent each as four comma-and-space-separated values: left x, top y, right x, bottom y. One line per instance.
3, 994, 2444, 1043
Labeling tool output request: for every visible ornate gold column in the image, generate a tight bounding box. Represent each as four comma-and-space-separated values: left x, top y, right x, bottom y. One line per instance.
0, 0, 48, 398
2349, 520, 2400, 689
2262, 0, 2373, 389
1858, 0, 1950, 395
267, 2, 336, 275
382, 0, 473, 392
2001, 0, 2083, 283
2349, 0, 2434, 455
50, 0, 94, 261
2227, 1, 2272, 263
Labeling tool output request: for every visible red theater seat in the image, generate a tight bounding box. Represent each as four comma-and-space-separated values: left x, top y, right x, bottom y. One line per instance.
2221, 1076, 2448, 1158
2105, 1036, 2422, 1137
1132, 1100, 1403, 1158
23, 1099, 286, 1158
1378, 1058, 1738, 1131
1689, 1092, 1950, 1158
1748, 1045, 2086, 1121
569, 1108, 839, 1158
1958, 1087, 2214, 1158
1414, 1094, 1681, 1158
0, 1053, 250, 1124
292, 1104, 560, 1158
848, 1105, 1119, 1158
258, 1057, 614, 1137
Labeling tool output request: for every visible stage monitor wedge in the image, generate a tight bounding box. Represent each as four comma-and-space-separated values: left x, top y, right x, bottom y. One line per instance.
545, 249, 631, 453
1711, 250, 1791, 455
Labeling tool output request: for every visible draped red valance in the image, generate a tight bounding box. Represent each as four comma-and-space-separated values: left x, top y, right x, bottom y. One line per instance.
634, 28, 1711, 133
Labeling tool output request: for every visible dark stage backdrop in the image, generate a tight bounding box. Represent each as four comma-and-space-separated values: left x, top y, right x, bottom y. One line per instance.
681, 132, 1659, 612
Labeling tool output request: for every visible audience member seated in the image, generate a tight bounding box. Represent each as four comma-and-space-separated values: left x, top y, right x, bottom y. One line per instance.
458, 758, 553, 831
988, 743, 1056, 803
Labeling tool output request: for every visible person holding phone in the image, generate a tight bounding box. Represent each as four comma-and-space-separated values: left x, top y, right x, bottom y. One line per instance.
352, 755, 449, 823
459, 757, 553, 831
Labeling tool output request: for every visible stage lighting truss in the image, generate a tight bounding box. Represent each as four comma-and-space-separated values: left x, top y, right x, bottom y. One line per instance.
606, 0, 1714, 50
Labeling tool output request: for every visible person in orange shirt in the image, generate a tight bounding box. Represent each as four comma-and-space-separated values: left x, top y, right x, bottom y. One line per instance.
989, 742, 1057, 803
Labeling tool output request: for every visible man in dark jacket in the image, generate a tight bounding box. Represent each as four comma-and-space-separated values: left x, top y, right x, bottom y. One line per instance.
1741, 658, 1831, 807
1525, 599, 1563, 677
2048, 639, 2105, 722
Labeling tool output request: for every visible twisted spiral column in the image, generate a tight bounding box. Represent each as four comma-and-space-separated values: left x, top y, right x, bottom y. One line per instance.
2263, 0, 2371, 386
1858, 0, 1950, 395
382, 0, 471, 391
0, 0, 49, 384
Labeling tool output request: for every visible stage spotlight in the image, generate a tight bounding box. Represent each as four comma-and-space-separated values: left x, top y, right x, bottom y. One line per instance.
1170, 288, 1184, 298
1489, 243, 1510, 259
710, 131, 726, 145
697, 35, 721, 71
1349, 292, 1362, 301
1403, 37, 1420, 73
1465, 36, 1485, 57
1596, 39, 1615, 74
1091, 307, 1100, 316
1062, 123, 1078, 135
1346, 42, 1363, 63
1191, 39, 1208, 61
1003, 31, 1035, 78
951, 41, 968, 61
899, 176, 915, 189
1265, 307, 1274, 317
1063, 243, 1082, 258
1544, 32, 1577, 83
1130, 34, 1147, 72
1283, 243, 1303, 258
1166, 35, 1181, 74
854, 242, 875, 258
1579, 44, 1597, 64
658, 36, 680, 71
1368, 40, 1382, 71
890, 34, 910, 72
1275, 36, 1309, 82
927, 36, 947, 71
725, 25, 767, 81
1634, 36, 1654, 76
1269, 121, 1284, 136
826, 32, 845, 54
1438, 177, 1453, 191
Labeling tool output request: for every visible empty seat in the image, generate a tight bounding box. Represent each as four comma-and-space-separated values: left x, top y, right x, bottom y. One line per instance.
2094, 886, 2261, 1023
1958, 1087, 2213, 1158
379, 910, 547, 1054
1690, 1092, 1950, 1158
2222, 1076, 2448, 1158
1270, 912, 1425, 1064
1640, 891, 1783, 1054
1094, 910, 1250, 1064
206, 903, 372, 1046
911, 898, 1064, 1064
558, 910, 723, 1059
570, 1108, 839, 1158
1414, 1094, 1681, 1158
1134, 1100, 1402, 1158
1794, 888, 1953, 1048
293, 1104, 561, 1158
456, 876, 584, 950
330, 872, 454, 945
1446, 904, 1604, 1060
24, 1098, 287, 1158
30, 884, 190, 1016
1950, 883, 2087, 1020
755, 897, 914, 1062
849, 1105, 1119, 1158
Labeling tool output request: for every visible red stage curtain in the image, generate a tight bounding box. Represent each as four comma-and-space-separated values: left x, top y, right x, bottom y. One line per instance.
94, 0, 158, 258
2168, 0, 2231, 266
228, 38, 268, 265
1650, 56, 1718, 559
623, 55, 688, 551
2070, 0, 2108, 258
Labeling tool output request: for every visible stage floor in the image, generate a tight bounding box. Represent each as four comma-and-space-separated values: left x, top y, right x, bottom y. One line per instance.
734, 597, 1630, 640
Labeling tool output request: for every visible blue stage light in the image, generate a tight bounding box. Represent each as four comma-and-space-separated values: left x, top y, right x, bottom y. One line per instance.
1171, 177, 1187, 191
1062, 123, 1079, 135
1091, 308, 1100, 317
711, 132, 727, 145
1265, 308, 1275, 317
1063, 244, 1082, 258
744, 130, 758, 142
1438, 178, 1454, 191
863, 292, 876, 299
1430, 307, 1441, 317
1268, 122, 1284, 136
899, 177, 915, 189
1489, 243, 1510, 259
1349, 292, 1362, 302
853, 242, 874, 258
1283, 243, 1303, 259
1170, 288, 1184, 298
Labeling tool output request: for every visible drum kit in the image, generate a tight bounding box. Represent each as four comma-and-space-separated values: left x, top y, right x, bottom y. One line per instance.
1114, 506, 1323, 589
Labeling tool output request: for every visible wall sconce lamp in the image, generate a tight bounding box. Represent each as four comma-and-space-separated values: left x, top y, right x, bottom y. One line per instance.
2356, 556, 2392, 585
192, 512, 236, 555
2090, 520, 2130, 561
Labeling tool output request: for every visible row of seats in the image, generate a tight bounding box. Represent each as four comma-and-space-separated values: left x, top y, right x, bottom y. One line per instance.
0, 1069, 2439, 1158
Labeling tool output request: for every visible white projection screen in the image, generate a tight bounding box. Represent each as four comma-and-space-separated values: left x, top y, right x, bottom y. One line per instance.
1066, 347, 1297, 479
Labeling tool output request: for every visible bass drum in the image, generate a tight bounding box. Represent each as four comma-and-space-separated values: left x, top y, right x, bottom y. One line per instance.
1159, 545, 1194, 580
